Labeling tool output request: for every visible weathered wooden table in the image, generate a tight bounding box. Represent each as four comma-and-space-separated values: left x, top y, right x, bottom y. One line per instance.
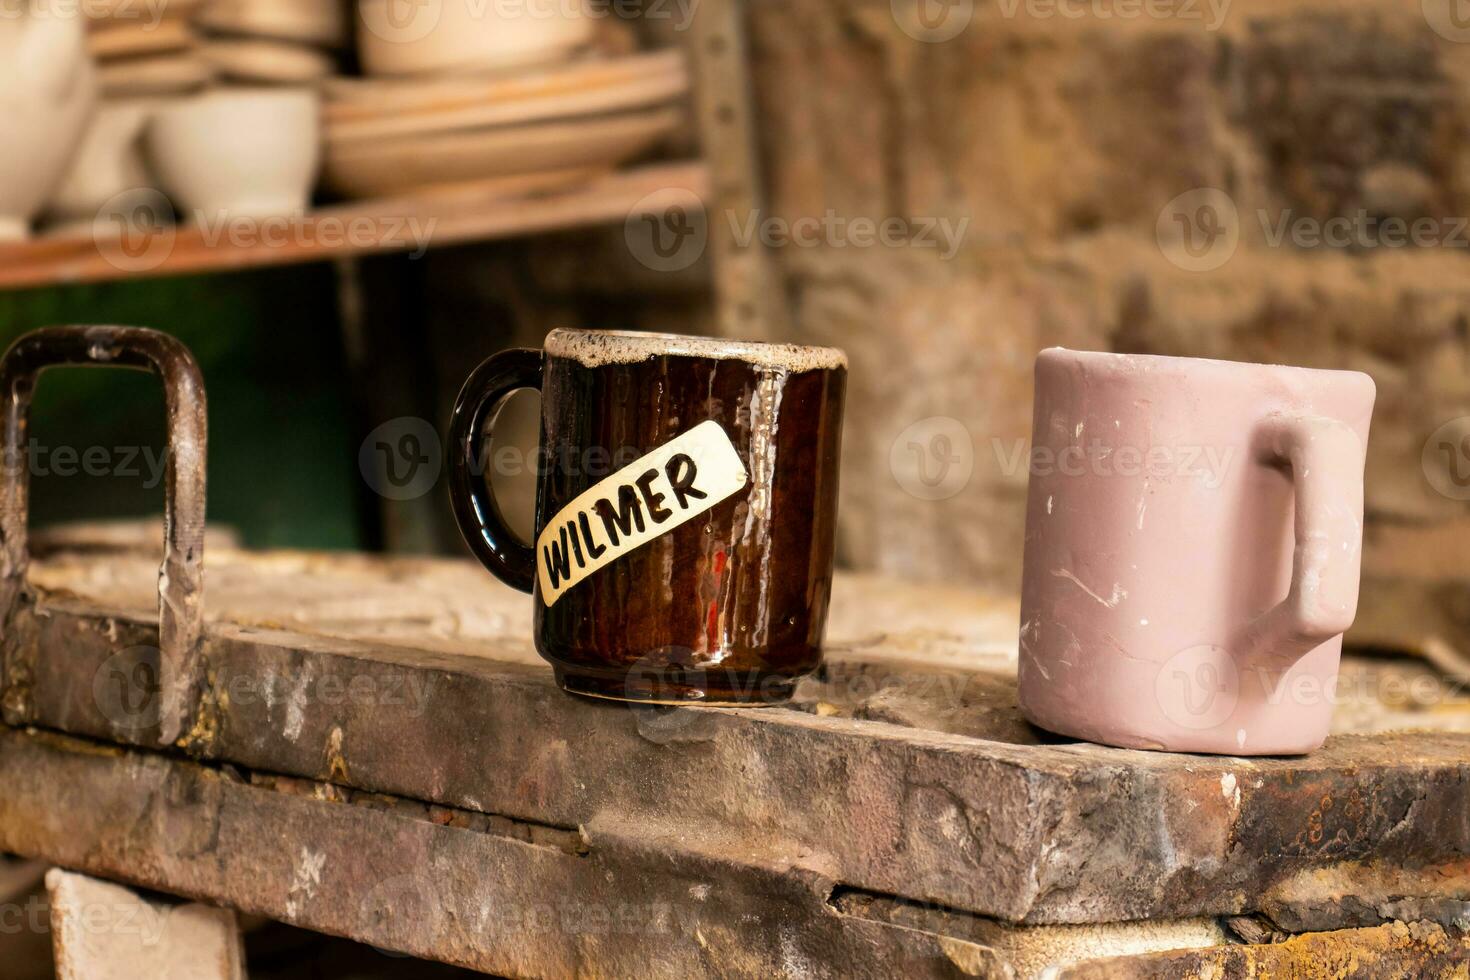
1, 534, 1467, 977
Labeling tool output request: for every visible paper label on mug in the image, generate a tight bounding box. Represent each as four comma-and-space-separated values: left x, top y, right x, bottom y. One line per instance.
536, 420, 749, 606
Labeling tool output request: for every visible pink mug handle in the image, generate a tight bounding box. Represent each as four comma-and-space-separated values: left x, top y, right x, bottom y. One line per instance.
1233, 413, 1366, 672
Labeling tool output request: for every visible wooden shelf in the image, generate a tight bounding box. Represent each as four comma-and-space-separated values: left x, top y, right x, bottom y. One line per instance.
0, 161, 709, 290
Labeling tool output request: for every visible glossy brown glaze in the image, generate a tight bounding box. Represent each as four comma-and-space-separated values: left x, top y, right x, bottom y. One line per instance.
536, 347, 845, 704
449, 329, 846, 705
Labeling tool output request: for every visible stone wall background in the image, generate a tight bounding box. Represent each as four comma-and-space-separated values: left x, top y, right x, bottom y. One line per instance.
733, 0, 1470, 607
430, 0, 1470, 665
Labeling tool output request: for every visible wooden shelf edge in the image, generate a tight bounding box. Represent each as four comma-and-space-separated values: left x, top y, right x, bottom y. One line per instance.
0, 160, 710, 291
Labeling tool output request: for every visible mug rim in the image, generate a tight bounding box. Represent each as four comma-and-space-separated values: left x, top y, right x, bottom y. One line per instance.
545, 328, 848, 372
1040, 346, 1376, 388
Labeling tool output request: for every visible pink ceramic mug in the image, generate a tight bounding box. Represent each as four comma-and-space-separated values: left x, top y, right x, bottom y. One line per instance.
1017, 349, 1376, 755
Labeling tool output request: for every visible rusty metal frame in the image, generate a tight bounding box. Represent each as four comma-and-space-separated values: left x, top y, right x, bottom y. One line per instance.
0, 326, 207, 746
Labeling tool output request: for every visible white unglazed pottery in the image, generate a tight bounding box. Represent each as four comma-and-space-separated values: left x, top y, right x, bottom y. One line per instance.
1017, 349, 1376, 756
322, 105, 678, 198
323, 48, 683, 118
202, 38, 337, 85
49, 99, 157, 224
148, 87, 321, 221
357, 0, 593, 77
99, 54, 215, 96
0, 7, 98, 240
324, 49, 687, 144
87, 15, 193, 59
197, 0, 349, 48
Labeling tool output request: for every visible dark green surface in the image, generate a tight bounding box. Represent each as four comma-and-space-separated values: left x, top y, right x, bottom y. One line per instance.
0, 266, 365, 550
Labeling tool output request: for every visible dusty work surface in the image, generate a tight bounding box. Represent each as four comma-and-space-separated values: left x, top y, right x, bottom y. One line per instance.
3, 546, 1469, 943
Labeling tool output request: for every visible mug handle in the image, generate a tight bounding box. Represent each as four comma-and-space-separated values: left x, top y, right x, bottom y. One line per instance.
448, 348, 544, 594
1233, 413, 1366, 671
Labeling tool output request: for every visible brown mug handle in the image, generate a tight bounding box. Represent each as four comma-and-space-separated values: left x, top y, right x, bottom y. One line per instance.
448, 348, 543, 594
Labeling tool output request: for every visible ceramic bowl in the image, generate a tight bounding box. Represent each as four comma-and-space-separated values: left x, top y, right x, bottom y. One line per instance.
0, 15, 98, 240
357, 0, 593, 77
49, 99, 158, 223
147, 88, 321, 221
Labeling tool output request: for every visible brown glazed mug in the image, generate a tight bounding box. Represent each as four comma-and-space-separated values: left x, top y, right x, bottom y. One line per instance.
449, 328, 847, 705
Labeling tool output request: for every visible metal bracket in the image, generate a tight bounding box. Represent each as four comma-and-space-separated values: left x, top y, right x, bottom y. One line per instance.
0, 326, 207, 746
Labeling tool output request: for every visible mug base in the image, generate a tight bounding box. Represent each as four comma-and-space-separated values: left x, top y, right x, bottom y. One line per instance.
1019, 700, 1327, 757
555, 668, 797, 707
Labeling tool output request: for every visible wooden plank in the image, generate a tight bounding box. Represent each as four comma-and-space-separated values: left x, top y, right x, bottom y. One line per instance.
0, 854, 44, 902
0, 727, 1007, 979
0, 856, 50, 980
1057, 921, 1470, 978
334, 255, 451, 555
0, 163, 709, 291
5, 729, 1462, 978
47, 869, 246, 980
4, 548, 1470, 929
686, 0, 790, 340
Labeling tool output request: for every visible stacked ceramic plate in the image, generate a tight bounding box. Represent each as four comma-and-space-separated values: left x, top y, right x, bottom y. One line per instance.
321, 0, 684, 200
51, 0, 328, 234
322, 48, 686, 199
88, 0, 212, 97
195, 0, 348, 86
